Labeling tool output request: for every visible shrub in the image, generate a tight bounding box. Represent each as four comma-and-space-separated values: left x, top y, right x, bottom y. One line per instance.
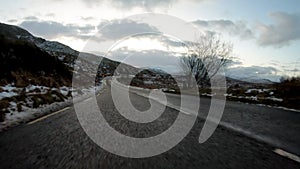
275, 76, 300, 109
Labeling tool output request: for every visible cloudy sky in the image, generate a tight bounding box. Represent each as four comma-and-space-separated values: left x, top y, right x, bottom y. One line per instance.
1, 0, 299, 81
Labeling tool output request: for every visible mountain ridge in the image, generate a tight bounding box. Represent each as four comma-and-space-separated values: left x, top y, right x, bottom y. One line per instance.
0, 22, 137, 122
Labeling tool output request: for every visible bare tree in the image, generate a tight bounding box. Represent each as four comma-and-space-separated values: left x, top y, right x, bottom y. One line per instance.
180, 33, 233, 88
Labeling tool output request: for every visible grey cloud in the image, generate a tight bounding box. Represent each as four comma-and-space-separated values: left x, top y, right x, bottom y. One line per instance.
257, 12, 300, 47
227, 60, 243, 67
19, 18, 159, 42
23, 16, 39, 20
19, 20, 95, 39
159, 36, 187, 48
20, 21, 74, 38
281, 65, 299, 74
226, 66, 280, 82
81, 16, 95, 21
81, 0, 205, 9
285, 68, 299, 72
267, 61, 300, 76
193, 19, 254, 40
107, 0, 176, 9
78, 25, 95, 34
46, 13, 55, 17
118, 33, 185, 48
97, 19, 160, 40
108, 48, 181, 74
7, 19, 18, 23
83, 0, 175, 9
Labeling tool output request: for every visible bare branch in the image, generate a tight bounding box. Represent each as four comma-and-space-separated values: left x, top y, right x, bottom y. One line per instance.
180, 34, 233, 87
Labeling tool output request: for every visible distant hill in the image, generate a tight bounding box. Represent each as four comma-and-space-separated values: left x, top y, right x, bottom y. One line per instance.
226, 77, 275, 88
236, 77, 274, 84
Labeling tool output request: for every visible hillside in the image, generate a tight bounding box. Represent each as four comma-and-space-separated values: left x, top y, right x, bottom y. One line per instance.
0, 31, 72, 87
0, 23, 137, 122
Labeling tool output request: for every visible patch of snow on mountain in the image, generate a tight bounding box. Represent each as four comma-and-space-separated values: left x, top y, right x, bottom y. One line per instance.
266, 97, 283, 102
37, 41, 76, 55
245, 88, 270, 93
0, 84, 18, 99
25, 85, 49, 93
0, 92, 18, 100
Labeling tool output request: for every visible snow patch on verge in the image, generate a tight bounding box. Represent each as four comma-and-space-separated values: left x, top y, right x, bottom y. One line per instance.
0, 85, 104, 132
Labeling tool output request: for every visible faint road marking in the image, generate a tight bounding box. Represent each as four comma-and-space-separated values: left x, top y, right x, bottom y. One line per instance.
83, 97, 93, 102
27, 107, 70, 125
97, 89, 105, 96
132, 91, 191, 115
133, 89, 300, 158
273, 148, 300, 163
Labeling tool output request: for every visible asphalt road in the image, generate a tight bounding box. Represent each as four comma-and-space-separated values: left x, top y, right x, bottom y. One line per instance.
129, 86, 300, 156
0, 85, 299, 169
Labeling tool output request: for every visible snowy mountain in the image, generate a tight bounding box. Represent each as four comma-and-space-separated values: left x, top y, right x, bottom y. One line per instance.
0, 22, 137, 123
225, 77, 275, 87
236, 78, 274, 84
142, 67, 169, 75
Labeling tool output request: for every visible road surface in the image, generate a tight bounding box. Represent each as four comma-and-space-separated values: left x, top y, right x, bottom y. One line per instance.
0, 84, 299, 169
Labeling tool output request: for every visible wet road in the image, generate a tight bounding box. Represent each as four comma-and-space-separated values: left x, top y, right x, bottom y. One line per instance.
0, 86, 299, 169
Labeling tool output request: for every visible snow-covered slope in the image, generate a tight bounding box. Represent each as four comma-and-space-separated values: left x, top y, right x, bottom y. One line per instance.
0, 23, 137, 124
36, 40, 77, 55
